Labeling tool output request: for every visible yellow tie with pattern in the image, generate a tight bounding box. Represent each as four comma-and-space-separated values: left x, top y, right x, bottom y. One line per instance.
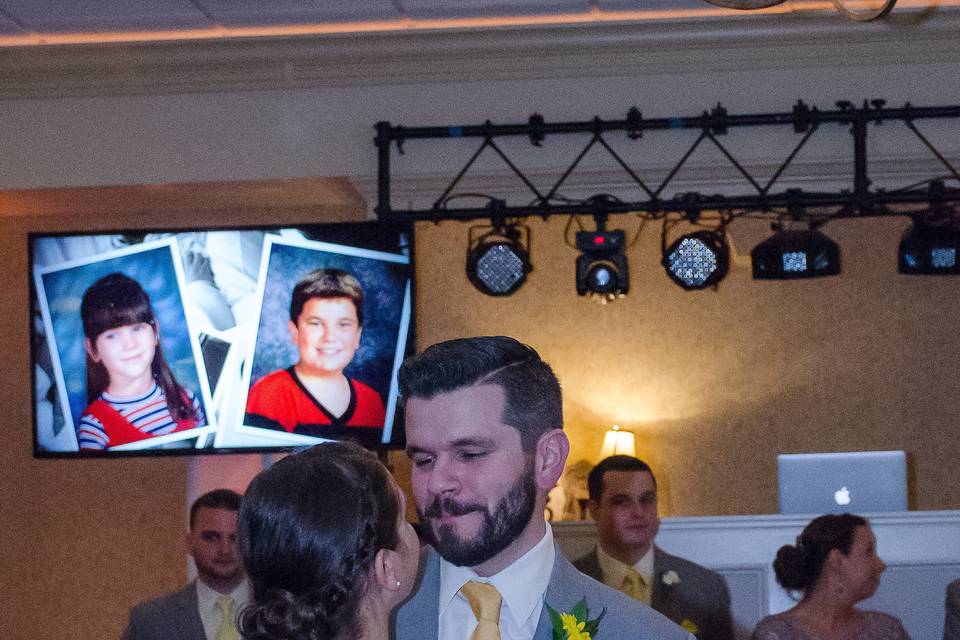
460, 581, 502, 640
215, 595, 239, 640
621, 568, 651, 605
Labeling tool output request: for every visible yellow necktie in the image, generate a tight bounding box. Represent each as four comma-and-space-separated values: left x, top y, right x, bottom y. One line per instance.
460, 581, 502, 640
620, 568, 651, 605
215, 595, 239, 640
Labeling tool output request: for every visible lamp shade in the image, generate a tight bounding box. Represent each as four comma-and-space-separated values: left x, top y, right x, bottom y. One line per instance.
599, 425, 637, 459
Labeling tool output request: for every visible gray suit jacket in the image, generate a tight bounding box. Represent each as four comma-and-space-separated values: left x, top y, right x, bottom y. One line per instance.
394, 544, 692, 640
573, 546, 734, 640
946, 579, 960, 640
121, 582, 206, 640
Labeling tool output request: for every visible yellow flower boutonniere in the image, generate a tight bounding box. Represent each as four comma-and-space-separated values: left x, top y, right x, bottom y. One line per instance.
680, 619, 699, 636
547, 597, 607, 640
661, 570, 681, 587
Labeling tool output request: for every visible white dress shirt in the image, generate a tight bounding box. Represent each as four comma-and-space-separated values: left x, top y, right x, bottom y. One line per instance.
438, 526, 556, 640
596, 543, 655, 594
196, 579, 252, 640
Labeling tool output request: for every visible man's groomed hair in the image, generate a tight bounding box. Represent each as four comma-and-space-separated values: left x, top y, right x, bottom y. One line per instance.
289, 268, 363, 325
398, 335, 562, 452
189, 488, 242, 529
587, 455, 656, 502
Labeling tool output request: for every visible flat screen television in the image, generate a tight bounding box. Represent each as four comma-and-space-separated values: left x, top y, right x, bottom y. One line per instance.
30, 222, 414, 457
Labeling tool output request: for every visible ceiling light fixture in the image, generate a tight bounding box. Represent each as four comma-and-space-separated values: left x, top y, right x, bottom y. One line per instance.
663, 229, 730, 290
752, 227, 841, 280
466, 221, 532, 296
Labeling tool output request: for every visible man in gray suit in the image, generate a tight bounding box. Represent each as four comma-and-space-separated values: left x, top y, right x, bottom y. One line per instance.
946, 578, 960, 640
122, 489, 249, 640
573, 456, 734, 640
394, 336, 691, 640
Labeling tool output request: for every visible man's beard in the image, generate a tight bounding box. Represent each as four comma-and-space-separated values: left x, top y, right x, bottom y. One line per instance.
419, 463, 537, 567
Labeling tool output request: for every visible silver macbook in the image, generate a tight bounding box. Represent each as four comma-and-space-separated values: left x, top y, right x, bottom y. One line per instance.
777, 450, 908, 514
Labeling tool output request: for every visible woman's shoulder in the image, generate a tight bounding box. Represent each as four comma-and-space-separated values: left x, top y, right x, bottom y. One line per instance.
859, 610, 910, 637
752, 612, 803, 640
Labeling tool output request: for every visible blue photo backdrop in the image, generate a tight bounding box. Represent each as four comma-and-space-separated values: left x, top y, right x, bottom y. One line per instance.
40, 244, 203, 429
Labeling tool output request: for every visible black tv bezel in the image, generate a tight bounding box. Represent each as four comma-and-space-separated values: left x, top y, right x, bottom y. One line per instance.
29, 220, 414, 459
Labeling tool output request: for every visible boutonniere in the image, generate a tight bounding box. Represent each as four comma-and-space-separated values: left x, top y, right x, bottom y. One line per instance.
661, 570, 681, 587
680, 619, 699, 635
547, 597, 607, 640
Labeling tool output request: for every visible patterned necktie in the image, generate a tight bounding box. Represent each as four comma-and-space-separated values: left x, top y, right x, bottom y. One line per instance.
620, 568, 651, 605
460, 581, 502, 640
215, 595, 239, 640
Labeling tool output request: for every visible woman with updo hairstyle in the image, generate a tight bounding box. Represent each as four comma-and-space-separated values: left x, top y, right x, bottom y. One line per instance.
238, 441, 419, 640
751, 513, 910, 640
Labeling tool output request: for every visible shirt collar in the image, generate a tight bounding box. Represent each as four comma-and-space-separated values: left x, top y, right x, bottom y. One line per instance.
596, 543, 654, 588
439, 525, 556, 629
195, 577, 252, 613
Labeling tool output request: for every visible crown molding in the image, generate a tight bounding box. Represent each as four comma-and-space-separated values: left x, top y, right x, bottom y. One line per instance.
0, 8, 959, 99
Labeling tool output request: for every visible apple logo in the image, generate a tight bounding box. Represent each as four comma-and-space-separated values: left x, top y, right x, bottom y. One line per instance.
834, 486, 851, 506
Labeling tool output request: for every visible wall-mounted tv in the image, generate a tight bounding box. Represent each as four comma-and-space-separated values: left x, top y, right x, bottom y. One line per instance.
30, 222, 414, 457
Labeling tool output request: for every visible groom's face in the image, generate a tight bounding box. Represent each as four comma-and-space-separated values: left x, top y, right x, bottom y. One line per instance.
405, 383, 537, 570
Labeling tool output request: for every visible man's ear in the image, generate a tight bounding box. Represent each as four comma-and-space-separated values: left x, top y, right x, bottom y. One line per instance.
84, 337, 99, 362
534, 429, 570, 491
288, 320, 299, 344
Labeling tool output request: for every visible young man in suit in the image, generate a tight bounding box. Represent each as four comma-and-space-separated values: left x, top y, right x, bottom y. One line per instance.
394, 336, 691, 640
122, 489, 250, 640
573, 456, 734, 640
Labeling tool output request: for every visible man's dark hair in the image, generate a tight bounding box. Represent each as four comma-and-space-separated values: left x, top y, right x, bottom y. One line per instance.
587, 455, 656, 502
397, 336, 562, 452
190, 488, 242, 529
289, 268, 364, 325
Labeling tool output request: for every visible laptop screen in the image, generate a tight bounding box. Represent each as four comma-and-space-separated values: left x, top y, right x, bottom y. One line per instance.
777, 451, 908, 514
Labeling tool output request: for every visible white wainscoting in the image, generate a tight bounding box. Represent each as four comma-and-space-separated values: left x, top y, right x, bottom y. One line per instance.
553, 510, 960, 640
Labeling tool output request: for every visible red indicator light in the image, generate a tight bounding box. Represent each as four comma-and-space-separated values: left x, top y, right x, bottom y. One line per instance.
593, 236, 605, 245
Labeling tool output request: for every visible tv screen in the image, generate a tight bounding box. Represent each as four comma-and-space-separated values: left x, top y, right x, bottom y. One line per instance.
30, 222, 414, 457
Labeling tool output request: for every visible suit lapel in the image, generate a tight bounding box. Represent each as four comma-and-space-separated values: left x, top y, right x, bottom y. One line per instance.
535, 546, 592, 640
398, 547, 441, 640
651, 547, 665, 611
175, 582, 206, 639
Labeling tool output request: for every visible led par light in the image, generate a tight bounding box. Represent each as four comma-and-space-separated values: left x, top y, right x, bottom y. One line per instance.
466, 223, 532, 296
899, 222, 960, 275
752, 229, 841, 279
663, 230, 730, 290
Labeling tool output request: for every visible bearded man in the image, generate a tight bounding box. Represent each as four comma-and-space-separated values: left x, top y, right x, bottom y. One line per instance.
394, 336, 692, 640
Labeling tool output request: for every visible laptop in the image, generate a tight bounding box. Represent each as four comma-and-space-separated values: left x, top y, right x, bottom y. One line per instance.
777, 450, 908, 514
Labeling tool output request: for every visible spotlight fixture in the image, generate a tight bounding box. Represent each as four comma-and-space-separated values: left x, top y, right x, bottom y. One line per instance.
663, 230, 730, 290
751, 228, 841, 279
899, 221, 960, 275
575, 228, 628, 301
466, 222, 532, 296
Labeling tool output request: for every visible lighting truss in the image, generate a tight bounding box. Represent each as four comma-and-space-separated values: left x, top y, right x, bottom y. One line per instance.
374, 99, 960, 226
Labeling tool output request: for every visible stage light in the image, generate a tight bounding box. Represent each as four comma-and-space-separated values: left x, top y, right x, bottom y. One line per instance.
575, 228, 628, 301
663, 230, 729, 290
899, 221, 960, 275
466, 223, 531, 296
751, 228, 841, 279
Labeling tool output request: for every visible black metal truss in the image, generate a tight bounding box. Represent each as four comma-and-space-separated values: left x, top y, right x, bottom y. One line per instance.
374, 99, 960, 226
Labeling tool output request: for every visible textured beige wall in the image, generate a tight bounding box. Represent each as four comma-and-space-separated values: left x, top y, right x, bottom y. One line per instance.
411, 214, 960, 517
